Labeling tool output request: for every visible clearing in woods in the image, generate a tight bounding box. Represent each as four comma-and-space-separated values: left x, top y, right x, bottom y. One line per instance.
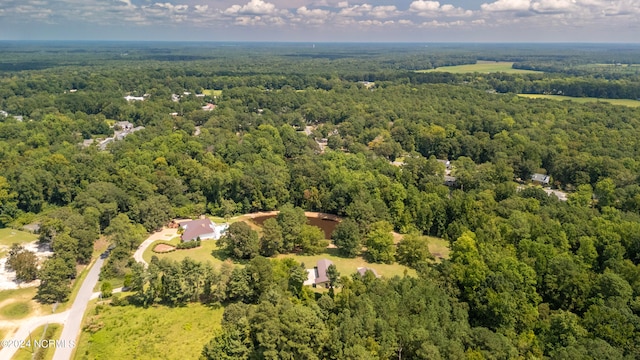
417, 61, 542, 74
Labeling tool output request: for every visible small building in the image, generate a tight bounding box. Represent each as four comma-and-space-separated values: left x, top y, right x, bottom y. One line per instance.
179, 218, 228, 242
444, 175, 457, 187
124, 95, 145, 101
531, 173, 550, 186
356, 267, 380, 278
437, 159, 452, 170
202, 103, 216, 111
304, 259, 334, 287
115, 121, 134, 131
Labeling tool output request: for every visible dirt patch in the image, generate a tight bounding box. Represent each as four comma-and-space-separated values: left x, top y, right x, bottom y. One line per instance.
153, 244, 176, 253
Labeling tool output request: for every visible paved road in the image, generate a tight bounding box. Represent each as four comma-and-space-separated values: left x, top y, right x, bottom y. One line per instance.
0, 310, 71, 359
133, 227, 178, 267
52, 257, 105, 360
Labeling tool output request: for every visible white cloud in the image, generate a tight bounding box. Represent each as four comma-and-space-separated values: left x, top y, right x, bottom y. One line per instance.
481, 0, 530, 12
337, 1, 348, 7
530, 0, 575, 13
297, 6, 330, 18
409, 0, 472, 17
194, 4, 208, 12
370, 5, 399, 19
225, 0, 277, 15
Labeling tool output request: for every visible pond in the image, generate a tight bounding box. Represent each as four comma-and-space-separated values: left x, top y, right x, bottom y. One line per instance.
251, 215, 339, 239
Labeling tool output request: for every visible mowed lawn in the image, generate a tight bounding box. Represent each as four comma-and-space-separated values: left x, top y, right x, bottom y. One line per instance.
279, 248, 416, 278
518, 94, 640, 107
74, 301, 223, 360
0, 228, 38, 246
202, 89, 222, 96
418, 61, 541, 74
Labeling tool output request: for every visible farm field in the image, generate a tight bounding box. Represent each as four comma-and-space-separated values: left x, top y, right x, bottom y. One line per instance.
74, 301, 223, 360
517, 94, 640, 107
418, 61, 541, 74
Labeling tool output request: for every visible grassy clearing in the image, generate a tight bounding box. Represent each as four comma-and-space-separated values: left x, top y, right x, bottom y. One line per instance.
143, 238, 227, 266
428, 236, 451, 261
0, 288, 54, 319
75, 301, 223, 360
0, 287, 37, 303
418, 61, 541, 74
517, 94, 640, 107
202, 89, 222, 97
0, 301, 31, 319
279, 248, 415, 279
11, 324, 61, 360
0, 228, 38, 246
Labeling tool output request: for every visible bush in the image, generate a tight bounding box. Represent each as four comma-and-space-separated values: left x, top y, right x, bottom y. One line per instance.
177, 240, 201, 249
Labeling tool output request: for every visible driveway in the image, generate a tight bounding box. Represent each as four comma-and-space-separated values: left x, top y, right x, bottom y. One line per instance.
133, 227, 178, 267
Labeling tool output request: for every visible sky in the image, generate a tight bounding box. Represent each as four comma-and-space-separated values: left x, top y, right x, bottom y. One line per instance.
0, 0, 639, 42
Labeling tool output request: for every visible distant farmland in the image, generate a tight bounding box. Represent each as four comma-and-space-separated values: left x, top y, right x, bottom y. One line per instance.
418, 61, 541, 74
518, 94, 640, 108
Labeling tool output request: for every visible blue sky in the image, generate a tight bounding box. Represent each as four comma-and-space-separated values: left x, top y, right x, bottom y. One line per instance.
0, 0, 639, 42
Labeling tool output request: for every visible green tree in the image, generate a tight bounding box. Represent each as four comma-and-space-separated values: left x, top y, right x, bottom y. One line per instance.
326, 264, 340, 289
100, 281, 113, 298
365, 221, 396, 264
396, 233, 434, 268
299, 225, 328, 255
331, 218, 361, 257
219, 222, 260, 260
6, 244, 38, 282
37, 257, 72, 303
259, 218, 283, 257
276, 204, 307, 252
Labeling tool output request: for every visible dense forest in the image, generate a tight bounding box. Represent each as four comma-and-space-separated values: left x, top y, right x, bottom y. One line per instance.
1, 42, 640, 359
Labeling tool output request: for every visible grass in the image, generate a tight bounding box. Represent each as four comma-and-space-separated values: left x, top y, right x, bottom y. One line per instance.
417, 61, 541, 74
0, 228, 38, 246
202, 89, 222, 97
0, 301, 31, 319
11, 324, 61, 360
74, 301, 224, 360
143, 237, 226, 266
0, 288, 54, 319
0, 287, 37, 303
279, 248, 415, 279
517, 94, 640, 108
428, 236, 451, 261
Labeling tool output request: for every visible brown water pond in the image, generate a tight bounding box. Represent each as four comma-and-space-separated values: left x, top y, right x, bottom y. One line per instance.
251, 215, 339, 239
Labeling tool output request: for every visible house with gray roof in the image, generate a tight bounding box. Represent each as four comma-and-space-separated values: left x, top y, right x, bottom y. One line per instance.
531, 173, 550, 186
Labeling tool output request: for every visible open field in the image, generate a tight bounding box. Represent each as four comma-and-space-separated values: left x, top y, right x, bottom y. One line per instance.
0, 287, 52, 320
11, 324, 61, 360
418, 61, 541, 74
427, 236, 451, 261
0, 302, 30, 320
0, 229, 38, 247
517, 94, 640, 107
202, 89, 222, 96
75, 301, 223, 360
279, 248, 415, 278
